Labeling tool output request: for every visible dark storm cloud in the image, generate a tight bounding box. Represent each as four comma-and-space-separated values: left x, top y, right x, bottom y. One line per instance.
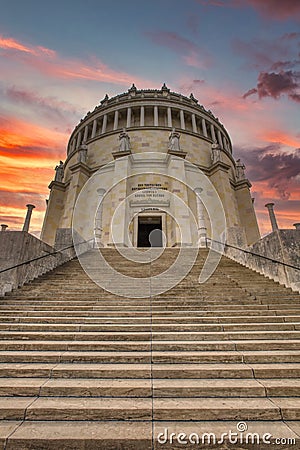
243, 70, 300, 102
236, 144, 300, 199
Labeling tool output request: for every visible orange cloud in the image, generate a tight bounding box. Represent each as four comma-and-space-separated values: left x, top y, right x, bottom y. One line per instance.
0, 36, 37, 54
0, 35, 56, 57
1, 34, 151, 86
260, 130, 300, 148
0, 115, 68, 156
0, 116, 66, 231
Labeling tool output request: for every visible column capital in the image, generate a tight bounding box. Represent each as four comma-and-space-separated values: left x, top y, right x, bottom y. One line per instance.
26, 204, 35, 210
265, 202, 275, 208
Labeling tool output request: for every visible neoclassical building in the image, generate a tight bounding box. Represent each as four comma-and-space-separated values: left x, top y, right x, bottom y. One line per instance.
41, 84, 260, 248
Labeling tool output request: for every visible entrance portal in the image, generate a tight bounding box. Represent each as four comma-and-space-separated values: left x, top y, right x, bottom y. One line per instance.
137, 216, 163, 247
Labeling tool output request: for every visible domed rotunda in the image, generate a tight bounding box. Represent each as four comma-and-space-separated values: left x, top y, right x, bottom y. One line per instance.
41, 84, 260, 249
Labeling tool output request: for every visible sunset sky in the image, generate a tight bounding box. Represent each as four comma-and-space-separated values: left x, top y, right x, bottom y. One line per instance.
0, 0, 299, 236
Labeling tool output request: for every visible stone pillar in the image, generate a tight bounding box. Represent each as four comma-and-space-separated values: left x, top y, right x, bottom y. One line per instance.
126, 107, 131, 128
91, 119, 97, 138
72, 139, 76, 152
195, 189, 207, 247
202, 118, 208, 137
113, 110, 119, 130
140, 106, 144, 126
180, 110, 185, 130
192, 114, 197, 133
22, 204, 35, 233
101, 114, 107, 134
83, 125, 88, 142
167, 107, 172, 127
293, 223, 300, 230
210, 124, 216, 141
154, 106, 158, 126
1, 224, 8, 232
76, 131, 82, 148
94, 189, 106, 247
265, 203, 279, 232
217, 130, 223, 148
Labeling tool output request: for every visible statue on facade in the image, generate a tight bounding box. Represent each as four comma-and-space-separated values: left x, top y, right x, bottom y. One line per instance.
119, 128, 131, 152
236, 159, 246, 180
211, 140, 221, 164
78, 141, 88, 164
168, 128, 181, 151
54, 161, 64, 182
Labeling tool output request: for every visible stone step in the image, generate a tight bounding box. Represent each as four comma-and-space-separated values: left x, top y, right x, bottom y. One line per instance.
1, 349, 300, 364
3, 396, 300, 421
1, 362, 300, 379
2, 339, 300, 354
3, 297, 300, 306
0, 248, 299, 448
1, 315, 299, 324
3, 309, 300, 317
0, 322, 299, 332
2, 420, 299, 449
3, 378, 300, 398
1, 330, 300, 341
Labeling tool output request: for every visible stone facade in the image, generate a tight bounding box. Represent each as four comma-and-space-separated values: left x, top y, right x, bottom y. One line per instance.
41, 85, 260, 248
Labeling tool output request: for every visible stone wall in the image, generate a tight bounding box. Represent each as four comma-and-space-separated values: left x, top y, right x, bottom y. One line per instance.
223, 229, 300, 292
0, 231, 90, 296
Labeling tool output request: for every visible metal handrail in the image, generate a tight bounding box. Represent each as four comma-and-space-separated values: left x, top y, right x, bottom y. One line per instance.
0, 238, 94, 275
207, 238, 300, 271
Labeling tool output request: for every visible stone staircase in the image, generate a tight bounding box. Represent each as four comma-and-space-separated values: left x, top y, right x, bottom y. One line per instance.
0, 248, 300, 449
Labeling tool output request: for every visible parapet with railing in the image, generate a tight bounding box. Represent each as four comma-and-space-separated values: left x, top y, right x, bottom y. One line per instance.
208, 236, 300, 293
0, 231, 93, 297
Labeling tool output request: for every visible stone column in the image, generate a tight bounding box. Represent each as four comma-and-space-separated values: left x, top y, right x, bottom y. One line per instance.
83, 126, 88, 142
126, 108, 131, 128
140, 106, 144, 126
195, 189, 207, 247
265, 203, 279, 231
167, 107, 172, 127
94, 189, 106, 247
293, 223, 300, 230
1, 224, 8, 231
210, 124, 216, 141
154, 106, 158, 126
180, 110, 185, 129
113, 110, 119, 130
22, 204, 35, 233
76, 131, 82, 148
202, 118, 208, 137
91, 119, 97, 138
217, 130, 223, 147
72, 139, 76, 152
192, 114, 197, 133
101, 114, 107, 134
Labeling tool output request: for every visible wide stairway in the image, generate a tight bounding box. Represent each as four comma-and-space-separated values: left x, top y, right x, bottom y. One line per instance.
0, 248, 300, 449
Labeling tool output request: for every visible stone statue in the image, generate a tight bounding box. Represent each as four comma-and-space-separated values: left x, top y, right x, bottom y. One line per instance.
78, 142, 88, 164
168, 128, 181, 151
54, 161, 64, 182
236, 159, 246, 180
211, 140, 221, 164
119, 128, 130, 152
